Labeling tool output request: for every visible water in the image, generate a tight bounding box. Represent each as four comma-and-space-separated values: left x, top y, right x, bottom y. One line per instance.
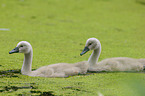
0, 28, 10, 31
0, 69, 21, 78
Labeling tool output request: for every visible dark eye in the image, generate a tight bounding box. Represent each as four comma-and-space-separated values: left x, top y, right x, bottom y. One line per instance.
89, 43, 92, 45
20, 45, 23, 47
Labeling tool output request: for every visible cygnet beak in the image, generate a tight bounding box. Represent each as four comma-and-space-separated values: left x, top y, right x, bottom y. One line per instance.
9, 47, 19, 54
80, 46, 90, 56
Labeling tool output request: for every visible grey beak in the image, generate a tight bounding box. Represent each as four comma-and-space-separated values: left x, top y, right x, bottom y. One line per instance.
9, 47, 19, 54
80, 47, 90, 56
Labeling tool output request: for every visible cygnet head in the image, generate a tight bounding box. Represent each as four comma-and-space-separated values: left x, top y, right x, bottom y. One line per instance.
9, 41, 32, 54
80, 38, 101, 56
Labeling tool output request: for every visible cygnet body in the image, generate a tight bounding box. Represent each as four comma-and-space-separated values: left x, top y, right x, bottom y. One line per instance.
80, 38, 144, 71
9, 41, 88, 77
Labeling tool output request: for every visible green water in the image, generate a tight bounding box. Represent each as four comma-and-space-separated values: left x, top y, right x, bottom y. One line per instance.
0, 0, 145, 95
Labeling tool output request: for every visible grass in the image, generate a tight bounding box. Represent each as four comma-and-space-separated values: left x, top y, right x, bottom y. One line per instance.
0, 0, 145, 95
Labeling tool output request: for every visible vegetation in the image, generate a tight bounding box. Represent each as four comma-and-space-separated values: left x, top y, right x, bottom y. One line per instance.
0, 0, 145, 95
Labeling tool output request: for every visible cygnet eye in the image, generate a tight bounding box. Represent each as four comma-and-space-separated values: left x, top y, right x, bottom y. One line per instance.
89, 43, 92, 45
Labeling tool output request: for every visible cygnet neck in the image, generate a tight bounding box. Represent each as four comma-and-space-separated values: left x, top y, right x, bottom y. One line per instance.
21, 49, 33, 75
88, 45, 101, 69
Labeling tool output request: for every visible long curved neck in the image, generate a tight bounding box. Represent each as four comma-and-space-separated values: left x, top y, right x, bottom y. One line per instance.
21, 49, 33, 75
88, 45, 101, 69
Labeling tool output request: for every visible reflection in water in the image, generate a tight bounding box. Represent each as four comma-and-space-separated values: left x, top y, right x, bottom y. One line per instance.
0, 69, 21, 78
0, 83, 55, 96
